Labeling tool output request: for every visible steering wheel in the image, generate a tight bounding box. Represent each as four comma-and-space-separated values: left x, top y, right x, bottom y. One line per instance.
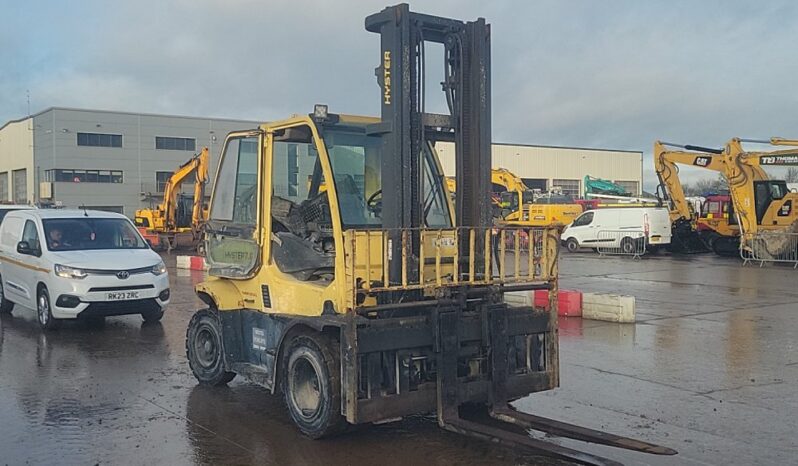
366, 189, 383, 215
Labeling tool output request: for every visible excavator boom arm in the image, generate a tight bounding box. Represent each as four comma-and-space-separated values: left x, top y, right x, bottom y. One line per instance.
653, 141, 725, 222
161, 147, 209, 230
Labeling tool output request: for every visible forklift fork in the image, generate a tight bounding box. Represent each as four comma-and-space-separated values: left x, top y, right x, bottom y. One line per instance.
434, 303, 677, 466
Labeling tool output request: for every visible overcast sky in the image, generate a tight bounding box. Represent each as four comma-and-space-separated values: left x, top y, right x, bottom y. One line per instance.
3, 0, 797, 190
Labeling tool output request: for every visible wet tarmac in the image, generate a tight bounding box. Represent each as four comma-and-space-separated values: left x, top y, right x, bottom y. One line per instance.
1, 253, 796, 465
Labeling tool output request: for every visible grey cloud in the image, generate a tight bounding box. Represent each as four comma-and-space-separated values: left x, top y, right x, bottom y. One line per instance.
3, 0, 798, 190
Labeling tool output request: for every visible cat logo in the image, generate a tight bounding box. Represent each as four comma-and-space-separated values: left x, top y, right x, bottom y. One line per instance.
779, 200, 792, 217
693, 156, 711, 167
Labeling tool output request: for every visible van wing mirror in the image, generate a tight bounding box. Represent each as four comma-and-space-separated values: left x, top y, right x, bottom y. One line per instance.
17, 241, 32, 255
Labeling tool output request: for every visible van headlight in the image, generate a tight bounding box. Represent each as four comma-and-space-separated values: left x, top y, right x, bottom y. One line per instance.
54, 264, 88, 279
151, 261, 167, 276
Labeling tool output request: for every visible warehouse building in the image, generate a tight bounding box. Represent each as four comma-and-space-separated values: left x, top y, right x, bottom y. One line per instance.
0, 107, 644, 217
435, 142, 643, 196
0, 107, 258, 215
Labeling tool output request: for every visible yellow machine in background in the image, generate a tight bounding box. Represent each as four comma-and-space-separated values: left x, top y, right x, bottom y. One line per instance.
722, 137, 798, 258
135, 147, 210, 251
447, 168, 582, 227
653, 140, 740, 255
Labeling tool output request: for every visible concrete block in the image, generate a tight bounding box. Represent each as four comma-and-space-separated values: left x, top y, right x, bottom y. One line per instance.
176, 255, 208, 271
504, 291, 532, 306
582, 292, 635, 323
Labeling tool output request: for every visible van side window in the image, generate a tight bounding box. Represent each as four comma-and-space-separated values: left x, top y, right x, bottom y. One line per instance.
22, 220, 41, 251
572, 211, 593, 227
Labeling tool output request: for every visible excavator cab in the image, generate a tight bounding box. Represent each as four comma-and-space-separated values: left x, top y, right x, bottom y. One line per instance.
753, 180, 790, 224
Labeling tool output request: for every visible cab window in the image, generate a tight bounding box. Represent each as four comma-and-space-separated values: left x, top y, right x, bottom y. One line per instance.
21, 220, 41, 251
572, 211, 594, 227
210, 137, 259, 225
205, 133, 261, 279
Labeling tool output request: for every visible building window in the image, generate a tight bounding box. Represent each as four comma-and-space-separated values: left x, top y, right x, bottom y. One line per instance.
12, 169, 27, 203
552, 179, 580, 197
77, 132, 122, 148
614, 180, 639, 195
156, 171, 171, 192
156, 136, 196, 151
45, 169, 123, 183
287, 143, 299, 196
0, 172, 7, 201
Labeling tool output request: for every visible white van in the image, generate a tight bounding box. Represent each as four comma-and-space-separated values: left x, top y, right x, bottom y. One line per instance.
0, 209, 170, 329
561, 207, 671, 254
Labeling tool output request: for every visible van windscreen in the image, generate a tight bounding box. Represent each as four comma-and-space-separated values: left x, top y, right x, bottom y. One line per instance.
43, 218, 147, 251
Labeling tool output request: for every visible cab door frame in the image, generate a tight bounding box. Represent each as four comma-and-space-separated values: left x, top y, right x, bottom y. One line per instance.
204, 129, 265, 279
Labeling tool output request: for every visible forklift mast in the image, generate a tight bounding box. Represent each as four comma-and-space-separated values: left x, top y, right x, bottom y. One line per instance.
366, 4, 492, 283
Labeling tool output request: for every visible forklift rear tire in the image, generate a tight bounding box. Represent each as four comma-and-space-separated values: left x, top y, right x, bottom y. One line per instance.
565, 238, 579, 253
186, 309, 236, 386
282, 331, 346, 439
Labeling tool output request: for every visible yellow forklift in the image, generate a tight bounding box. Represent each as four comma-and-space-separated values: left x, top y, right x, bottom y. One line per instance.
185, 5, 675, 464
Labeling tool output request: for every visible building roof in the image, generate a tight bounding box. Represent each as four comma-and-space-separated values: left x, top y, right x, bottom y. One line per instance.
1, 106, 261, 132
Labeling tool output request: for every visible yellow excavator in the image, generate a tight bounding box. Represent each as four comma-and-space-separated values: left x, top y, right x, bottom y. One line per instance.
653, 140, 740, 255
447, 168, 582, 227
722, 137, 798, 259
135, 147, 210, 251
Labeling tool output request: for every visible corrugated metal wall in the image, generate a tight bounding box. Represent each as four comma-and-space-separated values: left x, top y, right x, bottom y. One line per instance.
434, 141, 643, 195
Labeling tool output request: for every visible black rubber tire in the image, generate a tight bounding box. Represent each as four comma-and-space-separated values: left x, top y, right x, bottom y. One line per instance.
620, 237, 636, 254
37, 286, 60, 331
565, 238, 580, 253
0, 274, 14, 314
281, 331, 346, 439
186, 309, 236, 386
142, 307, 165, 323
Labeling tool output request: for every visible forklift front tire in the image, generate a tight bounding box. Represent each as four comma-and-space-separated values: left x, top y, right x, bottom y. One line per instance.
186, 309, 236, 386
282, 332, 346, 439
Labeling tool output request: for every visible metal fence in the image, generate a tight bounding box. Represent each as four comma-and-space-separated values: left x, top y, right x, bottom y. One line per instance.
740, 232, 798, 268
596, 230, 647, 258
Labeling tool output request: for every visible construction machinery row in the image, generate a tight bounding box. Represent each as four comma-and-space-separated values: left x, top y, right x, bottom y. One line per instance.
655, 138, 798, 258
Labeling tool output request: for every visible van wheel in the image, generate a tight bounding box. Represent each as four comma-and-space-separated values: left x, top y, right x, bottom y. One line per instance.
186, 309, 236, 386
0, 275, 14, 314
37, 286, 60, 331
620, 237, 636, 254
282, 332, 346, 439
565, 238, 580, 253
142, 308, 164, 323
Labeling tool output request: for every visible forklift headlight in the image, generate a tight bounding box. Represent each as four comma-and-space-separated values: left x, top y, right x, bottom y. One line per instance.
313, 104, 329, 121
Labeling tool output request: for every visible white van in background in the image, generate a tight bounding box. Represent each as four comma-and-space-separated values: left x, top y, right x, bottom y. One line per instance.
562, 207, 672, 254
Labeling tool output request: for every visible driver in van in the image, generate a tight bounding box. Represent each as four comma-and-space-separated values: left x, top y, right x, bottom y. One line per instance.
48, 228, 69, 249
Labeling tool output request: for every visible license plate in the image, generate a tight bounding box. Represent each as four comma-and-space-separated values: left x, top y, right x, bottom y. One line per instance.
106, 291, 140, 301
650, 235, 661, 243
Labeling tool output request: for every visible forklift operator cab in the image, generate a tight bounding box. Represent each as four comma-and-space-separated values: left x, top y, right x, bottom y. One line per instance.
202, 113, 453, 308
